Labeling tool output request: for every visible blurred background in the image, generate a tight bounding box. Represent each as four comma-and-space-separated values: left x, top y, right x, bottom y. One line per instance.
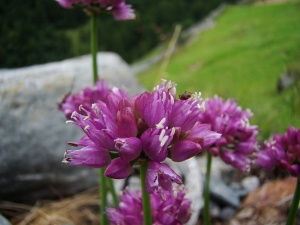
1, 0, 299, 138
1, 1, 300, 224
0, 0, 237, 68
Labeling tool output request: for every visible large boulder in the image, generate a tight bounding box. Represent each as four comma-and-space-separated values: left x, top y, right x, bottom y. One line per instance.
0, 53, 145, 203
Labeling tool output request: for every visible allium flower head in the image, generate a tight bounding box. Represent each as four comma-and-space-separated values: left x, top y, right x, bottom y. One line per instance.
63, 79, 221, 194
255, 126, 300, 177
56, 0, 135, 20
107, 188, 192, 225
198, 96, 259, 171
59, 80, 110, 119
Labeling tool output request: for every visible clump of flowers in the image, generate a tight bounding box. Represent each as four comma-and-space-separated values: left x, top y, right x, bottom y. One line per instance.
198, 96, 259, 172
56, 0, 135, 20
107, 188, 192, 225
63, 79, 221, 196
255, 126, 300, 177
255, 126, 300, 225
59, 79, 112, 119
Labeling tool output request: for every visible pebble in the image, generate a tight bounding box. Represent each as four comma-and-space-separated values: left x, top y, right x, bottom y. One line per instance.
0, 215, 11, 225
241, 176, 260, 192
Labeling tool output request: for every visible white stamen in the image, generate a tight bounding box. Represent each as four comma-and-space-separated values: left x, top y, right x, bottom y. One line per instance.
246, 108, 254, 117
160, 136, 169, 147
170, 127, 176, 136
197, 103, 205, 112
83, 115, 90, 121
192, 92, 202, 101
66, 120, 74, 124
240, 118, 249, 128
156, 117, 166, 129
162, 92, 166, 102
62, 159, 69, 164
84, 125, 90, 131
70, 111, 77, 119
170, 95, 174, 105
79, 104, 84, 111
159, 129, 166, 142
92, 104, 99, 115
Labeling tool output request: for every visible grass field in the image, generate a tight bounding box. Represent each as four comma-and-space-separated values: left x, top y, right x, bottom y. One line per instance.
137, 1, 300, 140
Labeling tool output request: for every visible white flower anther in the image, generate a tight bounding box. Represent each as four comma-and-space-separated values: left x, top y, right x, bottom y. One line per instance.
156, 117, 166, 129
84, 125, 90, 131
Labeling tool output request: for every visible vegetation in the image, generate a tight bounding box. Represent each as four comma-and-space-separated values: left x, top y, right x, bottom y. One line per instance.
0, 0, 237, 68
137, 1, 300, 139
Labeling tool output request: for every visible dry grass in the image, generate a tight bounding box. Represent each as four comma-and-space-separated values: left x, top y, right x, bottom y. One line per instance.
1, 188, 100, 225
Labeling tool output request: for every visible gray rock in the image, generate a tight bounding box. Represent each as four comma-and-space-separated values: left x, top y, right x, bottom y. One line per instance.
241, 176, 259, 193
0, 215, 11, 225
209, 201, 221, 218
207, 175, 241, 208
219, 206, 236, 221
0, 52, 145, 203
277, 72, 295, 92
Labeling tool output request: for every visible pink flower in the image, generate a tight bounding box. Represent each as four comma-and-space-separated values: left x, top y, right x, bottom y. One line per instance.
56, 0, 79, 8
255, 126, 300, 177
56, 0, 135, 21
111, 1, 135, 20
107, 188, 192, 225
58, 80, 110, 119
63, 80, 220, 194
145, 161, 182, 199
198, 96, 259, 171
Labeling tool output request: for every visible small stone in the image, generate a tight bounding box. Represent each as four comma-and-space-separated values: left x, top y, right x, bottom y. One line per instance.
219, 206, 236, 221
207, 175, 241, 208
127, 176, 141, 193
0, 215, 11, 225
210, 201, 221, 218
241, 176, 259, 192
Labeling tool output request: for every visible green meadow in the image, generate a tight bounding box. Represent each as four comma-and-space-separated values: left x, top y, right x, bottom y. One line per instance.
137, 1, 300, 140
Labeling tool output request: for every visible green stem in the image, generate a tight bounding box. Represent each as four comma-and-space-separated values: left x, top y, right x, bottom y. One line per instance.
99, 168, 108, 225
140, 163, 152, 225
90, 12, 110, 224
91, 12, 98, 83
107, 178, 119, 207
286, 177, 300, 225
204, 151, 212, 225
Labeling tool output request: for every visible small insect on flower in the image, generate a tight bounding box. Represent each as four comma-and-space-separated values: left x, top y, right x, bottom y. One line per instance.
179, 91, 192, 100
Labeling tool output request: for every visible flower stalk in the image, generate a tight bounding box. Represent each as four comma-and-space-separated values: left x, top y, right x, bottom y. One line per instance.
107, 177, 119, 207
91, 12, 98, 83
140, 162, 152, 225
90, 13, 109, 223
204, 151, 212, 225
99, 168, 108, 225
286, 177, 300, 225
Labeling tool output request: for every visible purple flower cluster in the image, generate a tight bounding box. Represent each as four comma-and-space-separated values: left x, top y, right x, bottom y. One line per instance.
63, 80, 221, 195
107, 188, 191, 225
198, 96, 258, 171
56, 0, 135, 20
59, 80, 111, 119
255, 126, 300, 177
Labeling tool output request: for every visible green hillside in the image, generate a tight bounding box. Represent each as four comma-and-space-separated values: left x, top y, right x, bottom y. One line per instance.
137, 1, 300, 139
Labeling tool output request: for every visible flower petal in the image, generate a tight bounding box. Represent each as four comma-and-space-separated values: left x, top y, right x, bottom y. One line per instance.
105, 158, 132, 179
170, 140, 202, 162
115, 137, 142, 161
63, 145, 111, 168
